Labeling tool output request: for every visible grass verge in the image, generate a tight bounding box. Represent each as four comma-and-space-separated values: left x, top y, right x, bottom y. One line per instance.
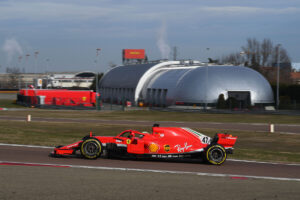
0, 99, 25, 108
0, 120, 299, 163
1, 109, 300, 124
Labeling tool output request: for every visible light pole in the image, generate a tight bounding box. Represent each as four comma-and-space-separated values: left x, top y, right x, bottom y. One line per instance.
46, 58, 50, 73
25, 54, 30, 96
34, 51, 39, 74
46, 59, 50, 88
34, 51, 39, 88
239, 51, 247, 66
25, 54, 30, 73
276, 44, 281, 110
96, 48, 101, 110
18, 56, 22, 90
205, 48, 210, 110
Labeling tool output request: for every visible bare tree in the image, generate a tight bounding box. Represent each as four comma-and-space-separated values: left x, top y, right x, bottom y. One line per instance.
272, 46, 291, 64
221, 53, 244, 65
221, 38, 291, 68
261, 38, 273, 66
241, 38, 261, 67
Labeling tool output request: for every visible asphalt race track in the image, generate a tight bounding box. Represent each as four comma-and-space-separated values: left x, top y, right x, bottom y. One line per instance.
1, 144, 300, 199
1, 114, 300, 199
1, 144, 300, 200
0, 115, 300, 134
1, 144, 300, 179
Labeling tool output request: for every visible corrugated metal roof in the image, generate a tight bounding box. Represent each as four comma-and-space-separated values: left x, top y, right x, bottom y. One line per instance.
99, 63, 156, 88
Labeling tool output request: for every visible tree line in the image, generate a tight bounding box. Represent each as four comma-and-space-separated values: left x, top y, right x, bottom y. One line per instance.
217, 38, 300, 109
218, 38, 293, 85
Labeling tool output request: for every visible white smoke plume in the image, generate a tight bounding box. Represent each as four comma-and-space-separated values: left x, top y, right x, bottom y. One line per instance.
156, 21, 170, 59
2, 38, 23, 63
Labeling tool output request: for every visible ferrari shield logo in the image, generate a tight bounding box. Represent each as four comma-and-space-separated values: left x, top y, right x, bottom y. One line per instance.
126, 139, 131, 144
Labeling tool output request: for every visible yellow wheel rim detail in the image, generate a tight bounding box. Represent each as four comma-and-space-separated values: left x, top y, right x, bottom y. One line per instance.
81, 138, 101, 159
206, 145, 226, 165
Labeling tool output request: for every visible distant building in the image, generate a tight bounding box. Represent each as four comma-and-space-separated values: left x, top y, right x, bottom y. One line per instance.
291, 72, 300, 85
0, 71, 96, 90
46, 71, 95, 89
99, 60, 274, 108
0, 73, 45, 89
292, 63, 300, 72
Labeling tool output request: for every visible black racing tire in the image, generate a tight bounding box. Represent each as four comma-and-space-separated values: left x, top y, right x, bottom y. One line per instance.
206, 145, 227, 165
80, 138, 102, 159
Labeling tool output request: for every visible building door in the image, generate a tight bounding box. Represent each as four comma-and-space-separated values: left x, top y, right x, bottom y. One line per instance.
227, 91, 251, 109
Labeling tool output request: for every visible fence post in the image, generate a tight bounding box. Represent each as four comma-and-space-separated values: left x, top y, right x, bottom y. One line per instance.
270, 124, 274, 133
27, 114, 31, 122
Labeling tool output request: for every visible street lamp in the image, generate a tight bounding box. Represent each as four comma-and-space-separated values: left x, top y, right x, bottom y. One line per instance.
276, 44, 281, 110
96, 48, 101, 110
34, 51, 39, 74
25, 54, 30, 73
205, 48, 210, 110
25, 54, 30, 96
239, 51, 247, 66
18, 56, 22, 90
34, 51, 39, 89
46, 59, 50, 88
46, 59, 50, 73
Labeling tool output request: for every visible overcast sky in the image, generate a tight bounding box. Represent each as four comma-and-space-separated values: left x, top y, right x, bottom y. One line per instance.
0, 0, 299, 73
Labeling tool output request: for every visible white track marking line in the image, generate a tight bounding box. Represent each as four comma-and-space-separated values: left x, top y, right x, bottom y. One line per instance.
1, 143, 300, 166
1, 160, 300, 182
0, 143, 53, 149
228, 159, 300, 166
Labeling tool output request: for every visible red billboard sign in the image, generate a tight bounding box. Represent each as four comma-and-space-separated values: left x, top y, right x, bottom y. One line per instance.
123, 49, 145, 59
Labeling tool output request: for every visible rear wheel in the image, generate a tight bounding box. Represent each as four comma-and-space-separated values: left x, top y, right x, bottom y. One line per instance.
80, 138, 102, 159
206, 145, 227, 165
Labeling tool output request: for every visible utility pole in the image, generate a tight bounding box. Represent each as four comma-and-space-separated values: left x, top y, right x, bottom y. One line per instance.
276, 44, 281, 110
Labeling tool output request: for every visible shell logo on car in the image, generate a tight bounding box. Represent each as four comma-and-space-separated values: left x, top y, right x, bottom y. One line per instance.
148, 143, 159, 153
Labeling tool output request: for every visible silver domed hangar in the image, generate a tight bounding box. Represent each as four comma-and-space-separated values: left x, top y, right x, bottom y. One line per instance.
99, 61, 274, 108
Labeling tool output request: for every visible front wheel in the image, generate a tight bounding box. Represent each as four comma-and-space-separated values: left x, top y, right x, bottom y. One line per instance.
80, 138, 102, 159
206, 145, 227, 165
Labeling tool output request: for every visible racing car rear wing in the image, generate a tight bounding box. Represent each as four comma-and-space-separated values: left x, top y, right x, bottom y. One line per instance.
214, 133, 237, 148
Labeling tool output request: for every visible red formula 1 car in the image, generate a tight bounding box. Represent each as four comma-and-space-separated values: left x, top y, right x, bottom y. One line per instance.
51, 124, 237, 165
